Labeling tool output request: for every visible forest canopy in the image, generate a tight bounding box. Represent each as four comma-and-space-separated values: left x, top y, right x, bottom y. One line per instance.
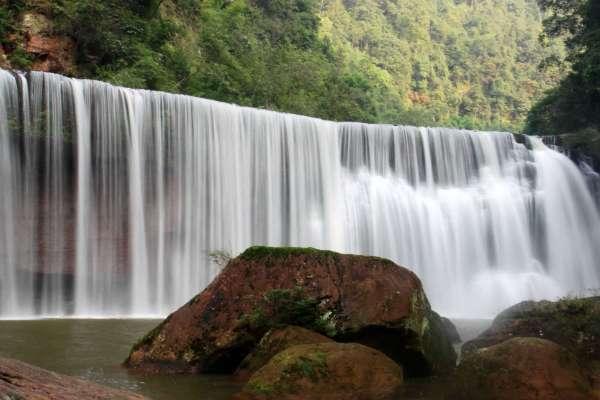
1, 0, 565, 132
525, 0, 600, 136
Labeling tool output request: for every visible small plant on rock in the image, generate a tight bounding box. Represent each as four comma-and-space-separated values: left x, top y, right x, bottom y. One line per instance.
242, 287, 337, 337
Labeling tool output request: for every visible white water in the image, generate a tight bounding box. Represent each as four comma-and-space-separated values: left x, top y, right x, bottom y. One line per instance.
0, 69, 599, 319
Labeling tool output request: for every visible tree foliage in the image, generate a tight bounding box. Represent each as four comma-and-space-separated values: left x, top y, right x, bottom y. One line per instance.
525, 0, 600, 135
1, 0, 564, 131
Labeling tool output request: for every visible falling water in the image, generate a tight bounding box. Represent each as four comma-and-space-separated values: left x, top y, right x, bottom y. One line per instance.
0, 69, 599, 319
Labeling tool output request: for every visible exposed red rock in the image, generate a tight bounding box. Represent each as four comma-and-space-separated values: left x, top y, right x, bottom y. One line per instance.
452, 337, 595, 400
462, 297, 600, 363
0, 46, 9, 69
26, 34, 76, 74
0, 357, 147, 400
1, 11, 76, 74
232, 342, 403, 400
234, 325, 334, 380
125, 246, 456, 377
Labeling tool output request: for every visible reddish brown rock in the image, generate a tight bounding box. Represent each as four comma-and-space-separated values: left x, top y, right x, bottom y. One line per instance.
0, 357, 147, 400
452, 337, 595, 400
26, 34, 76, 74
232, 342, 403, 400
462, 297, 600, 363
2, 11, 76, 74
0, 46, 9, 69
592, 364, 600, 400
21, 13, 75, 74
125, 246, 456, 376
234, 325, 334, 380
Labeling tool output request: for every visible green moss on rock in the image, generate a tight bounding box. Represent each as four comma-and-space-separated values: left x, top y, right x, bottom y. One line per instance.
235, 325, 334, 379
235, 342, 403, 400
463, 296, 600, 365
239, 246, 340, 262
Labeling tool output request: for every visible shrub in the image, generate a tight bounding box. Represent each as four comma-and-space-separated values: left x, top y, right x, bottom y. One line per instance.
242, 287, 337, 337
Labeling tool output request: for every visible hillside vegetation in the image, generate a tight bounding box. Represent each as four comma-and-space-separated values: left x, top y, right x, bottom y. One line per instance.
526, 0, 599, 135
0, 0, 563, 131
524, 0, 599, 165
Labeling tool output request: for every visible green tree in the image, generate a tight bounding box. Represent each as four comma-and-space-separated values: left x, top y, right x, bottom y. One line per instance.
2, 0, 564, 130
526, 0, 600, 135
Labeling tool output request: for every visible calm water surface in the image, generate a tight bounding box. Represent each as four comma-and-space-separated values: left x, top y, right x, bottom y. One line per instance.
0, 318, 490, 399
0, 319, 241, 399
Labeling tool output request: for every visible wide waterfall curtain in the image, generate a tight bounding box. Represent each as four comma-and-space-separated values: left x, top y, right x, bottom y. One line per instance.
0, 68, 599, 319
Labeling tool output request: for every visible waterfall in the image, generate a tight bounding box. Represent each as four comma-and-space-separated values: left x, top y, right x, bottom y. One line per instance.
0, 69, 599, 319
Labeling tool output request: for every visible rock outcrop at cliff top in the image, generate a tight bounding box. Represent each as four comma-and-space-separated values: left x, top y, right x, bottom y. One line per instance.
2, 11, 76, 74
452, 337, 595, 400
125, 246, 456, 376
233, 342, 404, 400
0, 357, 147, 400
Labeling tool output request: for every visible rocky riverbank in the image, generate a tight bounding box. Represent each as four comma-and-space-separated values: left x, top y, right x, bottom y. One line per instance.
0, 357, 146, 400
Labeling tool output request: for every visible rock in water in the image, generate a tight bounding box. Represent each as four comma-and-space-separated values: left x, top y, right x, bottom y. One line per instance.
463, 297, 600, 397
452, 337, 594, 400
235, 325, 334, 380
0, 357, 147, 400
462, 297, 600, 362
125, 246, 456, 376
233, 342, 403, 400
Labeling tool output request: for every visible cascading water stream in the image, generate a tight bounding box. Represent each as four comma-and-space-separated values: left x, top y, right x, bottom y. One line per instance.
0, 69, 598, 319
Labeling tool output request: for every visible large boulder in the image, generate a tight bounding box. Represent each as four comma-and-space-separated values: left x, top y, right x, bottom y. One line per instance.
462, 297, 600, 362
440, 315, 461, 344
0, 357, 147, 400
235, 325, 334, 380
452, 337, 594, 400
125, 246, 456, 376
463, 297, 600, 398
233, 342, 403, 400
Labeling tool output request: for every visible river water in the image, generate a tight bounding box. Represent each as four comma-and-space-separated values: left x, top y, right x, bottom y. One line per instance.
0, 319, 241, 399
0, 318, 490, 399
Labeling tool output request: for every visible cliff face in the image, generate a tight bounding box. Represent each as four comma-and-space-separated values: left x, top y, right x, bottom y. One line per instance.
1, 5, 75, 73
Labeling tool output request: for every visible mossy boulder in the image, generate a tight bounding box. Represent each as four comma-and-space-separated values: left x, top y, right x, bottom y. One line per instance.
462, 297, 600, 364
125, 246, 456, 376
234, 326, 334, 380
232, 342, 403, 400
452, 337, 595, 400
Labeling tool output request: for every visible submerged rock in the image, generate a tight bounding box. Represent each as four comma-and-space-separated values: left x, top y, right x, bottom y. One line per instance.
0, 357, 146, 400
235, 325, 334, 380
125, 246, 456, 376
462, 297, 600, 363
233, 342, 403, 400
452, 337, 594, 400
